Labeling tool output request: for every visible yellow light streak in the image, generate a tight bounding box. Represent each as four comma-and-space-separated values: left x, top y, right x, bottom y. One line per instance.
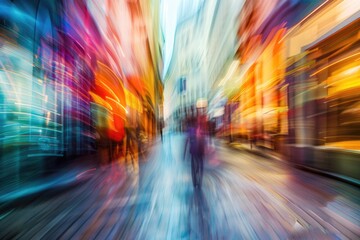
105, 96, 127, 111
99, 80, 120, 102
310, 52, 360, 76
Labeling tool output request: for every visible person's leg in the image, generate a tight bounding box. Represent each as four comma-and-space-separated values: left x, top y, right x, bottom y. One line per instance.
137, 140, 142, 161
198, 155, 204, 188
125, 140, 129, 165
130, 141, 135, 167
191, 155, 197, 188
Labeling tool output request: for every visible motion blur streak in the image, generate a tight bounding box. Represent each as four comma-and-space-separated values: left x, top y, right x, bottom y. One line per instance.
0, 0, 359, 239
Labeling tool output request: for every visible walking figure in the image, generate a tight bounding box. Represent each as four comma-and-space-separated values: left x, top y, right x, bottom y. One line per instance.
184, 117, 205, 188
125, 126, 135, 168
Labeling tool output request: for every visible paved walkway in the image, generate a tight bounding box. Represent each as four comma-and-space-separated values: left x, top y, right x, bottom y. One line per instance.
1, 133, 359, 239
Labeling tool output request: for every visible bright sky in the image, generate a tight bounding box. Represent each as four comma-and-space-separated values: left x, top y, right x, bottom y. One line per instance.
160, 0, 205, 80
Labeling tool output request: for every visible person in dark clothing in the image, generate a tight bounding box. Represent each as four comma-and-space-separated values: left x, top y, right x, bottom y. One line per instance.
250, 129, 259, 149
125, 127, 135, 167
159, 120, 164, 142
208, 119, 216, 146
135, 122, 143, 160
184, 117, 205, 188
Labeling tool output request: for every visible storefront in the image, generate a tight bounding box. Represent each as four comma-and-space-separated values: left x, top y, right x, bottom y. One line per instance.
286, 12, 360, 181
306, 17, 360, 150
232, 28, 287, 150
90, 61, 126, 163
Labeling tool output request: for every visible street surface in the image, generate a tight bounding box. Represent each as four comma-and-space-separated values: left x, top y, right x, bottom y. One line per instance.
1, 133, 359, 239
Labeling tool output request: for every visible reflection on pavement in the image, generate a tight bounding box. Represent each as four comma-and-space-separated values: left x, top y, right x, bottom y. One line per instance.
0, 133, 358, 239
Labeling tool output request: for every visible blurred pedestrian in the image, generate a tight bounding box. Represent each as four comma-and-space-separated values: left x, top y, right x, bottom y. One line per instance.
208, 119, 216, 146
159, 119, 164, 142
249, 129, 256, 149
125, 126, 135, 168
184, 116, 205, 188
136, 121, 143, 160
